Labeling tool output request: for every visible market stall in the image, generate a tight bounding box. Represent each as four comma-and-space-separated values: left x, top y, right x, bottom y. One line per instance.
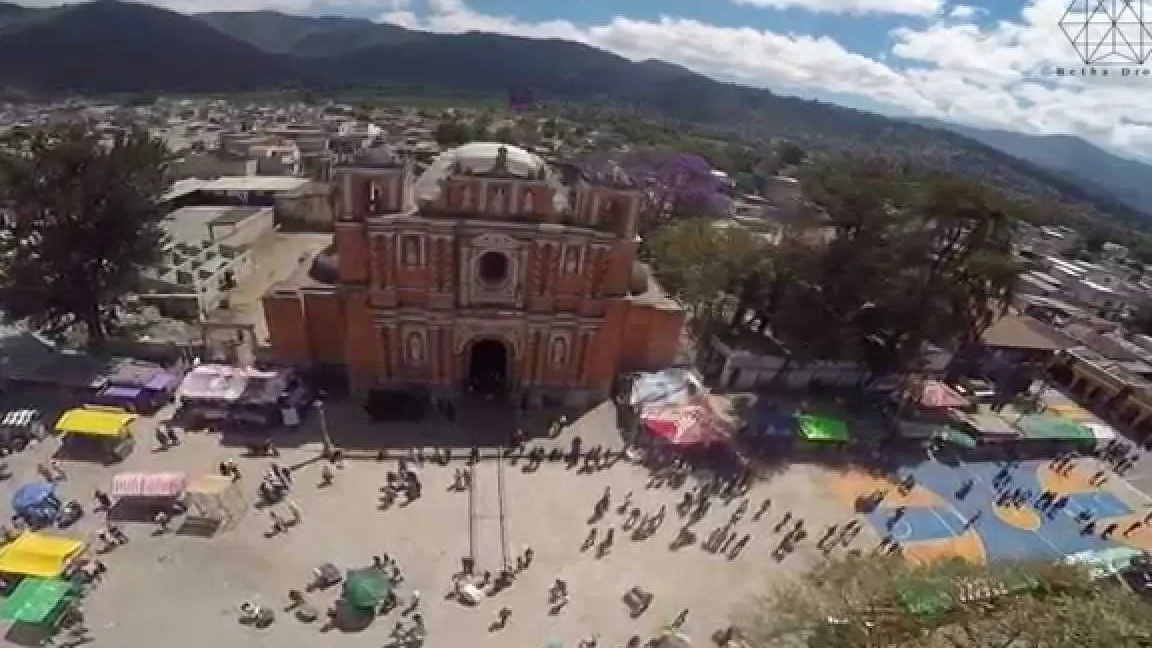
0, 532, 84, 579
0, 577, 79, 631
54, 407, 137, 462
177, 364, 252, 422
1015, 415, 1095, 452
54, 403, 135, 458
797, 414, 851, 445
641, 403, 732, 447
183, 475, 247, 533
10, 482, 61, 528
109, 472, 187, 518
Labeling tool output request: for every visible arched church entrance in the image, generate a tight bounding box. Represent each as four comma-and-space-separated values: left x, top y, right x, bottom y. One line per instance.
468, 338, 510, 399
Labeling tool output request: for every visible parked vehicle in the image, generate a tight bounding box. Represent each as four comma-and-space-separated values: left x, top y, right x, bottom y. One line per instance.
0, 409, 45, 454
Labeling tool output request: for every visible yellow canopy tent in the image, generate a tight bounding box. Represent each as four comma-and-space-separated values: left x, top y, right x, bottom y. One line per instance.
0, 532, 84, 578
54, 407, 136, 438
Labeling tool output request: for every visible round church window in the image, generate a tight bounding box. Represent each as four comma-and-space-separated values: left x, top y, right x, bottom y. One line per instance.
478, 251, 510, 287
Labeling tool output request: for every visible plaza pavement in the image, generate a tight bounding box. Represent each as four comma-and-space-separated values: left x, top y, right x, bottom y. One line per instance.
0, 399, 880, 648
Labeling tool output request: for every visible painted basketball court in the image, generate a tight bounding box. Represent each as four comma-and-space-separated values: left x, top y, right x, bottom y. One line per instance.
829, 457, 1152, 565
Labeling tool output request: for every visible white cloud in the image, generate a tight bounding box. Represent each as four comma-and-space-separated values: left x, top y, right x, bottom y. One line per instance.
377, 0, 1152, 159
947, 4, 984, 19
729, 0, 943, 16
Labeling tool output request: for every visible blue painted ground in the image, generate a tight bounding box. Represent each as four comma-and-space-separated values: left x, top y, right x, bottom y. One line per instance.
864, 459, 1132, 562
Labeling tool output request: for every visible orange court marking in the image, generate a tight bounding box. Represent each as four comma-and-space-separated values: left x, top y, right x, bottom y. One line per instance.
827, 470, 942, 508
902, 532, 986, 566
1036, 464, 1099, 494
992, 504, 1042, 531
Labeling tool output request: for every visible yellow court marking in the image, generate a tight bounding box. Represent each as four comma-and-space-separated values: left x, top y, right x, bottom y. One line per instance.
1036, 464, 1099, 494
902, 532, 986, 566
992, 504, 1042, 531
827, 470, 943, 509
1099, 515, 1152, 552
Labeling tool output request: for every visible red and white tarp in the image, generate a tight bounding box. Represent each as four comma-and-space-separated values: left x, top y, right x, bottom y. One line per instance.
641, 403, 732, 446
911, 380, 970, 409
111, 472, 188, 498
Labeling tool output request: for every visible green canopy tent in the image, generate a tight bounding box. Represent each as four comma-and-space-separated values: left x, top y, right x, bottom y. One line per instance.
342, 568, 392, 610
933, 428, 978, 449
1016, 415, 1094, 444
797, 414, 850, 443
0, 577, 75, 626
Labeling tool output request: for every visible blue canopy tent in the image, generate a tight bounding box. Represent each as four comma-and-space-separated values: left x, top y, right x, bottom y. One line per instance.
11, 482, 60, 526
745, 405, 798, 438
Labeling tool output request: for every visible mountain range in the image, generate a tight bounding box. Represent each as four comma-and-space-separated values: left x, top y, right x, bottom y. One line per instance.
0, 1, 1150, 230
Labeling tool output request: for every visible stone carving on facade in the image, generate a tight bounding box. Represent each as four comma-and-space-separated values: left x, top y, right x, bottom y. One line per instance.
522, 189, 534, 214
460, 184, 473, 210
491, 146, 510, 174
489, 186, 507, 215
453, 320, 523, 356
402, 235, 421, 267
563, 245, 580, 275
406, 331, 425, 365
549, 334, 569, 367
472, 233, 519, 250
544, 243, 562, 293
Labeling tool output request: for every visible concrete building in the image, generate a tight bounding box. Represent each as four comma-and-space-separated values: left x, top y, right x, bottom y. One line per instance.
138, 206, 273, 318
261, 142, 684, 406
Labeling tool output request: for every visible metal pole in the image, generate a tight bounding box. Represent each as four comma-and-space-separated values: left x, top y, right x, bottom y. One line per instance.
315, 399, 333, 454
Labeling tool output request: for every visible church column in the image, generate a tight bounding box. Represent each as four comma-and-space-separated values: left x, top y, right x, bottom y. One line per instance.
386, 324, 400, 381
576, 331, 592, 383
379, 325, 393, 383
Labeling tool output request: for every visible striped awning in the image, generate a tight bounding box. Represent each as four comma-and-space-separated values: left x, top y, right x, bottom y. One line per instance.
1, 409, 39, 427
110, 472, 187, 498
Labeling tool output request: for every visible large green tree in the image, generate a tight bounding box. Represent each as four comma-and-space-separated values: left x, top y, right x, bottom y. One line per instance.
646, 219, 767, 337
738, 555, 1152, 647
0, 125, 168, 345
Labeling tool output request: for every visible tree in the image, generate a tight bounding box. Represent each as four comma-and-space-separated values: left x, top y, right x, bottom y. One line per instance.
738, 555, 1152, 647
434, 121, 474, 148
583, 147, 725, 228
646, 219, 765, 337
775, 139, 807, 167
0, 125, 168, 345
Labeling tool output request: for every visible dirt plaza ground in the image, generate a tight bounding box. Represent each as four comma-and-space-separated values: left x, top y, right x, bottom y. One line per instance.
0, 400, 880, 648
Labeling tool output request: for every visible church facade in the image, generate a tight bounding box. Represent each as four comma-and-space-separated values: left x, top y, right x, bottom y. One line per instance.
261, 142, 683, 407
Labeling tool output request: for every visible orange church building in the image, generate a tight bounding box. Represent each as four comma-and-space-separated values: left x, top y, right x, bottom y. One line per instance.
261, 142, 683, 407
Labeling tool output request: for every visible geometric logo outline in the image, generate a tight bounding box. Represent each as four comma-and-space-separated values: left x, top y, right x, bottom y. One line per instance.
1058, 0, 1152, 65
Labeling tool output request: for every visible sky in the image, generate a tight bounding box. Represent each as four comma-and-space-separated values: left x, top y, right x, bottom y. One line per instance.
15, 0, 1152, 160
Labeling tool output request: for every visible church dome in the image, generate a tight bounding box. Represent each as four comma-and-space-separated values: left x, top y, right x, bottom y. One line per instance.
414, 141, 547, 204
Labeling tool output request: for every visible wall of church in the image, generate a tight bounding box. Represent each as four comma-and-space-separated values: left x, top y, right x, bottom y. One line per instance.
336, 223, 369, 284
263, 291, 310, 365
342, 288, 381, 394
302, 291, 346, 365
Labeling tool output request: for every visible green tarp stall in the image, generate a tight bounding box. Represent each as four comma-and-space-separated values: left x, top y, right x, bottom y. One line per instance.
797, 414, 850, 443
1016, 415, 1094, 443
342, 568, 391, 609
896, 564, 1040, 619
0, 577, 74, 625
934, 428, 978, 449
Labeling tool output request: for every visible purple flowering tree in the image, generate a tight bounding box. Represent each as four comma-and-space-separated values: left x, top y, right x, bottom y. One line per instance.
579, 148, 725, 224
